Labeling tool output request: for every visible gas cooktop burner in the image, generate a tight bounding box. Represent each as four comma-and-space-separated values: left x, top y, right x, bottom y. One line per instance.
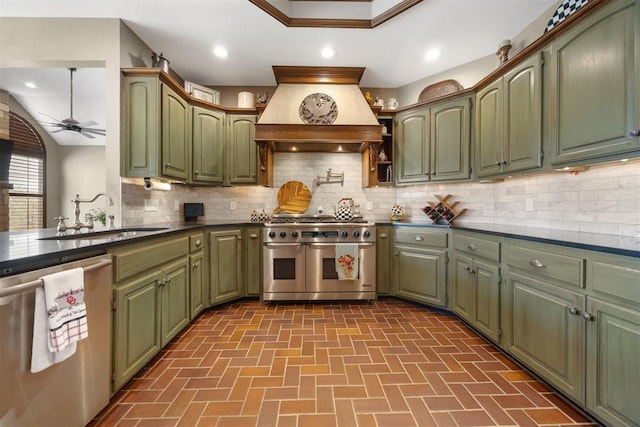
269, 214, 368, 224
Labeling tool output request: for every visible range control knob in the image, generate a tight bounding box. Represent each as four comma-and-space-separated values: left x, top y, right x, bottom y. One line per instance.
353, 231, 361, 238
363, 230, 371, 238
268, 231, 276, 238
279, 231, 287, 238
291, 231, 299, 238
341, 231, 349, 238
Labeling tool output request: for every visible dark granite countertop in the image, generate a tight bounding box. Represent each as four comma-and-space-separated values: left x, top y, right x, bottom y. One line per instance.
0, 220, 252, 277
390, 221, 640, 258
1, 219, 637, 277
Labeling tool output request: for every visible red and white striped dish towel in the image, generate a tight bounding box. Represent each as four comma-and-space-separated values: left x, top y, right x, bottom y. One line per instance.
42, 267, 88, 353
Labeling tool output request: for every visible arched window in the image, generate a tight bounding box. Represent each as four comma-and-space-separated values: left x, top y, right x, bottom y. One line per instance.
8, 112, 46, 230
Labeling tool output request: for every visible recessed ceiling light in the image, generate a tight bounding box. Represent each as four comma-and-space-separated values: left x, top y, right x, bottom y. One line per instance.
425, 48, 441, 61
24, 81, 37, 89
213, 46, 228, 58
321, 47, 335, 58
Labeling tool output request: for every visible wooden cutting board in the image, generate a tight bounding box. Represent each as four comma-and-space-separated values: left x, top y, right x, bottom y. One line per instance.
273, 181, 311, 214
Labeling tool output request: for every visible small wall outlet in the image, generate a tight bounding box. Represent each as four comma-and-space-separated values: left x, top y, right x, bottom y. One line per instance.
230, 200, 236, 211
366, 202, 373, 211
174, 200, 180, 211
525, 198, 534, 212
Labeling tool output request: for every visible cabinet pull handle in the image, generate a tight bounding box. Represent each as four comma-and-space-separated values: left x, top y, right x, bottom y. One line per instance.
192, 262, 199, 270
250, 233, 258, 239
495, 161, 501, 166
464, 266, 470, 272
529, 259, 545, 268
194, 170, 200, 174
583, 312, 596, 321
166, 162, 172, 167
394, 250, 400, 256
567, 306, 581, 315
415, 236, 424, 241
237, 236, 242, 240
379, 233, 388, 239
630, 129, 640, 137
467, 243, 477, 251
195, 239, 202, 247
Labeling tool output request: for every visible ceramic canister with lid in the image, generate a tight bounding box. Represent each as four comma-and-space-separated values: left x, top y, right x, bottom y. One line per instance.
238, 92, 256, 108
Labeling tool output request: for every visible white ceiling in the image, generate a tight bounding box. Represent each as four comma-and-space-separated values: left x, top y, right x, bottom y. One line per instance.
0, 0, 558, 145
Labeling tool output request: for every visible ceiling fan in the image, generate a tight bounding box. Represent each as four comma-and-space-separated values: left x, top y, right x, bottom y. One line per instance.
40, 68, 106, 139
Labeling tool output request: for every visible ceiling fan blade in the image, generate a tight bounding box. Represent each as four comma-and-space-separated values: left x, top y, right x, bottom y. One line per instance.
76, 120, 98, 128
79, 130, 96, 139
49, 128, 65, 134
81, 128, 106, 136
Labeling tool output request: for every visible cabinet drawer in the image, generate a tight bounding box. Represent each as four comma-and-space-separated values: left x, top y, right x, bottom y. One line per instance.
395, 228, 448, 248
453, 233, 500, 262
590, 255, 640, 306
112, 236, 189, 282
189, 232, 205, 253
506, 243, 585, 287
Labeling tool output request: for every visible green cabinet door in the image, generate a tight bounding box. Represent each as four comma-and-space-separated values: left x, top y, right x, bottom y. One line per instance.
113, 269, 163, 391
161, 84, 191, 180
430, 97, 471, 181
476, 80, 503, 177
227, 115, 258, 185
209, 229, 243, 305
192, 106, 224, 184
453, 254, 474, 322
190, 251, 205, 318
160, 257, 190, 347
503, 54, 542, 173
376, 226, 392, 296
122, 76, 160, 177
585, 298, 640, 427
504, 271, 585, 402
548, 0, 640, 164
395, 109, 429, 184
472, 259, 500, 343
244, 227, 262, 296
476, 54, 542, 177
453, 255, 501, 343
394, 245, 447, 307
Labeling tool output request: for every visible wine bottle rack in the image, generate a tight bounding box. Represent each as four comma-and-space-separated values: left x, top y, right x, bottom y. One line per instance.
421, 194, 466, 225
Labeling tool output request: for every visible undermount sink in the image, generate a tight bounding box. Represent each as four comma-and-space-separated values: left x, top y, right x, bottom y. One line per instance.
39, 227, 170, 241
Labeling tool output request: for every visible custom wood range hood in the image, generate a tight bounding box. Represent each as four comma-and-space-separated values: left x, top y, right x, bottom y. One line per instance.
254, 66, 383, 153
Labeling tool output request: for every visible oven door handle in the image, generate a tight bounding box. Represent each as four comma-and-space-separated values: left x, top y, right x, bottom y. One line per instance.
307, 242, 376, 247
263, 242, 304, 247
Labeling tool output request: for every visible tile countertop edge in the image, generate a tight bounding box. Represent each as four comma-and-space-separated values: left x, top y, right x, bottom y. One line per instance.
386, 221, 640, 258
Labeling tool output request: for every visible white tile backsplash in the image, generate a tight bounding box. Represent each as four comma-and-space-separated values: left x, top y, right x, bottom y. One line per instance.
120, 155, 640, 237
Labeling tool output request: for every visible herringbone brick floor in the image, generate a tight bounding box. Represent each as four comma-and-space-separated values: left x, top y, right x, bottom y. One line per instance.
92, 299, 598, 426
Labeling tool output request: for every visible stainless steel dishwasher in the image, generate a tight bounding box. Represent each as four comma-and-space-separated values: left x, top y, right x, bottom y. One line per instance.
0, 254, 112, 427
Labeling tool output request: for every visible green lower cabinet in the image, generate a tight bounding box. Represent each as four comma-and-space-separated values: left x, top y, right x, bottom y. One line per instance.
503, 271, 585, 402
209, 229, 243, 304
453, 254, 501, 343
244, 227, 262, 296
189, 251, 205, 318
376, 226, 392, 296
585, 297, 640, 427
113, 269, 163, 391
394, 245, 447, 307
160, 257, 190, 346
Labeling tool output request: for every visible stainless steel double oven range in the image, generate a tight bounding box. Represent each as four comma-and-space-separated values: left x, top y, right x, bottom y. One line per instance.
263, 214, 376, 301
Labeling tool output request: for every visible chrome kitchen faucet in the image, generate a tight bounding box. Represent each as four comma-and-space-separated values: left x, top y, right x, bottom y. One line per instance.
56, 193, 114, 234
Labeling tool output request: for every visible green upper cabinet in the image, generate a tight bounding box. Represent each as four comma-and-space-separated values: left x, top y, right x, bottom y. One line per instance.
226, 114, 258, 185
192, 106, 225, 184
122, 75, 191, 180
395, 96, 471, 185
430, 97, 471, 181
395, 108, 430, 184
122, 76, 160, 178
161, 85, 191, 180
476, 53, 542, 178
548, 0, 640, 165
